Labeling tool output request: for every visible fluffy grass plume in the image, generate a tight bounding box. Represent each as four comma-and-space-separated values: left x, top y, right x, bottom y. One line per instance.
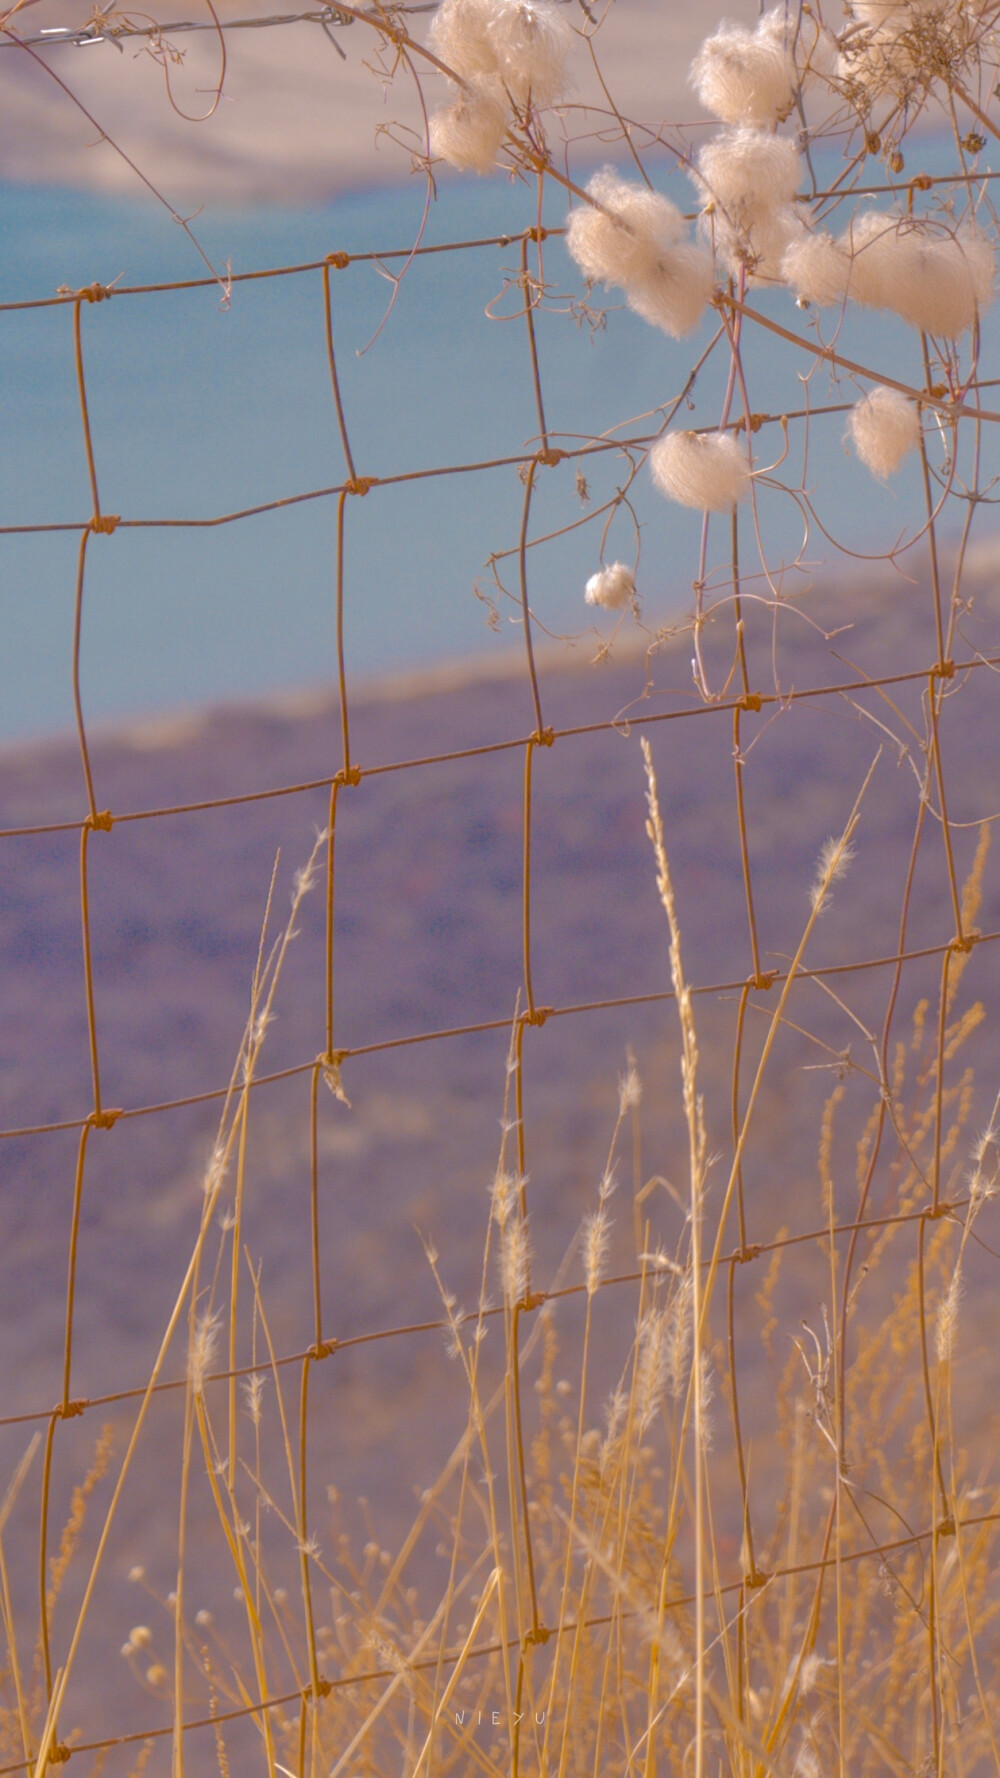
649, 428, 751, 510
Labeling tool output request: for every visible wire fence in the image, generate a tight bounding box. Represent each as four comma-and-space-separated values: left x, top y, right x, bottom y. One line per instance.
1, 4, 999, 1775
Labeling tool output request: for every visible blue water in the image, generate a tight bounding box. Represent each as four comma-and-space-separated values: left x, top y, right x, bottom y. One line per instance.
1, 157, 993, 740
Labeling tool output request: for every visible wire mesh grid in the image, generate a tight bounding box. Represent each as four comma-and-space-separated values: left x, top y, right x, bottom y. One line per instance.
1, 10, 999, 1773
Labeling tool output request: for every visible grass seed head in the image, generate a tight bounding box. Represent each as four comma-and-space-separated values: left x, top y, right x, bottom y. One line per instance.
188, 1309, 222, 1397
810, 836, 856, 913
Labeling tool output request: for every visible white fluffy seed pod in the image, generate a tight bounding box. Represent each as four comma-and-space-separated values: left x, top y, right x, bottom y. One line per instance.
849, 386, 922, 477
567, 169, 687, 289
429, 75, 508, 172
649, 429, 751, 511
626, 243, 716, 334
781, 228, 852, 305
429, 0, 570, 105
585, 561, 636, 609
690, 11, 798, 126
486, 0, 572, 106
711, 203, 808, 285
430, 0, 501, 78
566, 169, 715, 337
695, 127, 801, 223
844, 212, 996, 337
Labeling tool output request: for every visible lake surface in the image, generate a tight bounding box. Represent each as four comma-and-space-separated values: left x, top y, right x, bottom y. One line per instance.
1, 151, 992, 740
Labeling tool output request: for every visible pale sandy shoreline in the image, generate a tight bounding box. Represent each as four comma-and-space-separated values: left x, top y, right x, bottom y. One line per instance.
1, 0, 758, 204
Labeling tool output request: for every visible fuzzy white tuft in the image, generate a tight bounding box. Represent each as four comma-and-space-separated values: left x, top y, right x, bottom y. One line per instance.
711, 202, 808, 285
695, 126, 801, 220
566, 170, 714, 337
780, 228, 852, 305
627, 241, 717, 333
695, 128, 803, 283
690, 11, 798, 126
429, 75, 508, 173
430, 0, 501, 78
844, 212, 996, 337
585, 561, 636, 610
486, 0, 572, 106
430, 0, 570, 106
566, 170, 685, 285
849, 386, 921, 478
649, 429, 751, 512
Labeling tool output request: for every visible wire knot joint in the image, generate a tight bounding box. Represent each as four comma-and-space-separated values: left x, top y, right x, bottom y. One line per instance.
337, 763, 362, 787
739, 692, 762, 713
533, 727, 555, 748
744, 1567, 771, 1590
87, 809, 115, 832
90, 1107, 122, 1131
59, 1399, 86, 1420
536, 447, 564, 467
326, 251, 351, 270
90, 514, 120, 535
345, 476, 377, 496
